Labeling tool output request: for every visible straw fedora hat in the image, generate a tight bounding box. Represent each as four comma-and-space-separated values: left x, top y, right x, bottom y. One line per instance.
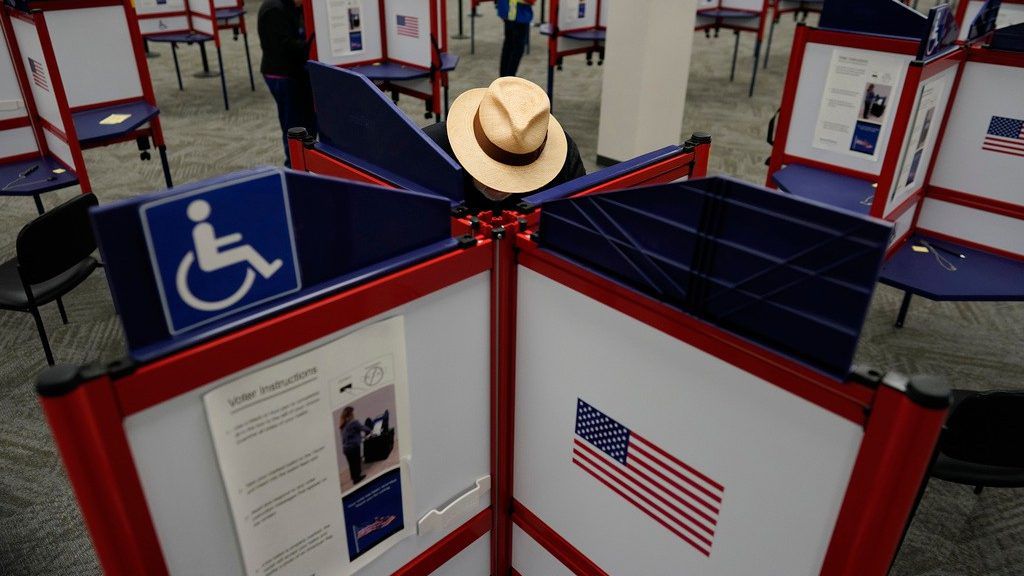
446, 77, 568, 194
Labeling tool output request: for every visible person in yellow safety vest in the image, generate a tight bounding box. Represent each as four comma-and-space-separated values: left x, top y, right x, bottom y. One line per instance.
497, 0, 536, 77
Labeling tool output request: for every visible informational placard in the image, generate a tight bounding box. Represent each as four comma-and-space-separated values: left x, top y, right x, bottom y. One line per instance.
812, 49, 904, 160
890, 74, 949, 209
204, 316, 413, 576
326, 0, 366, 57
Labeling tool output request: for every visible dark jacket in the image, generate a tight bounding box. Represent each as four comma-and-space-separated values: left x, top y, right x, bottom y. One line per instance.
422, 121, 587, 211
258, 0, 310, 77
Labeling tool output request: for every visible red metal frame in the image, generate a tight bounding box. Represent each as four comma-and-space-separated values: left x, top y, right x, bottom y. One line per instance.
40, 241, 495, 576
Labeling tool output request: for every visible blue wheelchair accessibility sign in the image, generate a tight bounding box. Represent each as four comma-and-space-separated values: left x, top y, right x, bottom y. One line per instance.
140, 171, 301, 334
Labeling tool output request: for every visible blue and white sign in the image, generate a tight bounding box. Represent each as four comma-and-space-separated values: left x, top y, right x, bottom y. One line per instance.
140, 171, 301, 334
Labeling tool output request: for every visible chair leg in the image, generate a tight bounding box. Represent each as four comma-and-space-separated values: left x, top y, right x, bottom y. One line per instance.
56, 297, 69, 324
30, 305, 54, 365
974, 485, 984, 495
764, 18, 777, 69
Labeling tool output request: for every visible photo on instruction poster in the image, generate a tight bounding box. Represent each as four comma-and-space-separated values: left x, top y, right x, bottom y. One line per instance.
342, 467, 405, 561
334, 382, 399, 495
850, 121, 882, 155
916, 108, 934, 149
905, 149, 923, 186
348, 7, 363, 51
859, 82, 892, 123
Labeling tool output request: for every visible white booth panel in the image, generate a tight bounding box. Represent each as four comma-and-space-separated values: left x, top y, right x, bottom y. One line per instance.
313, 0, 385, 67
192, 15, 216, 35
559, 0, 597, 30
138, 16, 192, 36
598, 0, 609, 26
888, 198, 920, 249
512, 526, 575, 576
135, 0, 188, 16
46, 7, 144, 108
214, 0, 242, 9
917, 199, 1024, 257
885, 64, 959, 217
432, 532, 490, 576
125, 272, 492, 575
10, 17, 63, 131
0, 24, 26, 123
385, 0, 432, 68
930, 61, 1024, 209
43, 128, 73, 168
514, 266, 863, 576
786, 43, 912, 176
188, 0, 214, 17
0, 126, 37, 159
721, 0, 766, 13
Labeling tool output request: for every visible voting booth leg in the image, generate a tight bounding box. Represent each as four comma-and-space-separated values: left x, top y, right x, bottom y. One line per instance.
454, 0, 468, 39
749, 40, 761, 96
546, 65, 554, 105
216, 46, 230, 110
158, 145, 172, 188
144, 38, 159, 59
195, 42, 217, 78
820, 378, 949, 575
895, 291, 913, 328
171, 43, 183, 91
32, 193, 45, 215
471, 11, 476, 55
764, 18, 777, 69
730, 31, 740, 81
37, 373, 168, 574
243, 31, 255, 91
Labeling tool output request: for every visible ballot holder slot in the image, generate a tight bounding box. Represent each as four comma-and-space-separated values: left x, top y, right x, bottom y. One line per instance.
39, 199, 497, 575
505, 178, 948, 576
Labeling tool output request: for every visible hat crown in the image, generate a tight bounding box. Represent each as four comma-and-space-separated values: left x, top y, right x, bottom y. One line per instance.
477, 77, 550, 154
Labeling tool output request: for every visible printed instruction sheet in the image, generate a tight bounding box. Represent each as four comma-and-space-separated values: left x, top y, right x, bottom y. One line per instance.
891, 74, 948, 206
812, 48, 904, 160
326, 0, 365, 57
204, 316, 412, 576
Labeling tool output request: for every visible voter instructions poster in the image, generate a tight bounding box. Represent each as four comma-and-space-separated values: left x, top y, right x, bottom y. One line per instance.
327, 0, 365, 57
813, 49, 904, 160
204, 316, 413, 576
891, 74, 948, 207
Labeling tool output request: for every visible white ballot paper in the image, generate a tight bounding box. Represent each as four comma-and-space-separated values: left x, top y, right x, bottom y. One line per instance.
327, 0, 365, 57
813, 48, 904, 160
205, 316, 413, 576
891, 74, 948, 206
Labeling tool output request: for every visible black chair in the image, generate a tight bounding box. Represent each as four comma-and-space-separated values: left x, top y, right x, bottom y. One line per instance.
0, 193, 100, 365
931, 389, 1024, 493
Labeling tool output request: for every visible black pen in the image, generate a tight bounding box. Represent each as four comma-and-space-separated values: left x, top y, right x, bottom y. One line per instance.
21, 164, 39, 177
920, 239, 965, 259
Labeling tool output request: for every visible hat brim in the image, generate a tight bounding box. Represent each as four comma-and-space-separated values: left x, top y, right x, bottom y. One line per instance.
446, 88, 568, 195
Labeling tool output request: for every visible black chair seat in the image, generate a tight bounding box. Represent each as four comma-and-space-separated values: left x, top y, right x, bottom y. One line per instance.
0, 257, 98, 309
933, 453, 1024, 488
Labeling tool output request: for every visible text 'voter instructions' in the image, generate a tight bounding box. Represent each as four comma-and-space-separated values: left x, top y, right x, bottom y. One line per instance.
140, 171, 301, 334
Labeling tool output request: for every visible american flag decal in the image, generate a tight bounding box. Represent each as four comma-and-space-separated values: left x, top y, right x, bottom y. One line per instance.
396, 14, 419, 38
28, 58, 48, 92
572, 399, 724, 557
983, 115, 1024, 158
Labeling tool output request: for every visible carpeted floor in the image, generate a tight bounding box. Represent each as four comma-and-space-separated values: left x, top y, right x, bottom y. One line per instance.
0, 1, 1022, 575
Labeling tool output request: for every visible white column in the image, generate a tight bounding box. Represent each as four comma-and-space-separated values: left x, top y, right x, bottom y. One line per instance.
596, 0, 697, 165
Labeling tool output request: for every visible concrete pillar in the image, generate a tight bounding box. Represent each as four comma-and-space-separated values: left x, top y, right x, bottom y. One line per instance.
596, 0, 697, 165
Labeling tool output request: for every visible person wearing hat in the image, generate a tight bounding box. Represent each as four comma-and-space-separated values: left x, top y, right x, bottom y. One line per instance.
423, 76, 586, 210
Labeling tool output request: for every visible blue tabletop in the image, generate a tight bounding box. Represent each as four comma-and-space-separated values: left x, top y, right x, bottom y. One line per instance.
698, 8, 762, 18
0, 155, 78, 197
772, 164, 875, 216
73, 101, 160, 146
145, 32, 214, 44
215, 7, 246, 19
349, 54, 458, 80
880, 235, 1024, 301
538, 24, 606, 41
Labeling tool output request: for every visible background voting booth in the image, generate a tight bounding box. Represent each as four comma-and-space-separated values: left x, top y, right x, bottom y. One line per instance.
0, 13, 78, 213
767, 0, 1024, 327
135, 0, 256, 111
695, 0, 770, 96
763, 0, 824, 69
956, 0, 1024, 40
539, 0, 608, 101
38, 61, 953, 576
305, 0, 457, 121
1, 0, 173, 191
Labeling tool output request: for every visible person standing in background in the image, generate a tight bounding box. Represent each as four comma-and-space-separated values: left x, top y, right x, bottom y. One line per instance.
497, 0, 535, 77
258, 0, 316, 166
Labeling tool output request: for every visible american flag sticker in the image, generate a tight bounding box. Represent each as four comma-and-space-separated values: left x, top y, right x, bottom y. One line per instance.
396, 14, 419, 38
983, 115, 1024, 158
572, 399, 724, 557
28, 58, 48, 92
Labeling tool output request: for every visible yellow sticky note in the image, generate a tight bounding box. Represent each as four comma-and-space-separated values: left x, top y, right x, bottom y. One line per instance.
52, 168, 66, 174
912, 245, 929, 253
99, 113, 132, 125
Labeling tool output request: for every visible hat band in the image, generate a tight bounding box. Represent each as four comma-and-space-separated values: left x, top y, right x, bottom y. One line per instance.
473, 111, 547, 167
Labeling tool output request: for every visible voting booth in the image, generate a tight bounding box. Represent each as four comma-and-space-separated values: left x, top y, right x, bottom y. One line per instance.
695, 0, 771, 96
956, 0, 1024, 40
767, 0, 1024, 326
37, 61, 952, 576
1, 0, 172, 191
305, 0, 456, 120
0, 10, 79, 212
539, 0, 608, 101
763, 0, 824, 69
135, 0, 256, 111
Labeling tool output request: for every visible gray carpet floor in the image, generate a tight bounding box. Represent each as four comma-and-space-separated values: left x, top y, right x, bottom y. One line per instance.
1, 1, 1022, 574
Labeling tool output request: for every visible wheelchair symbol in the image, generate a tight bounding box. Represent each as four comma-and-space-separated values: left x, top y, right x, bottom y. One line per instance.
175, 199, 283, 312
